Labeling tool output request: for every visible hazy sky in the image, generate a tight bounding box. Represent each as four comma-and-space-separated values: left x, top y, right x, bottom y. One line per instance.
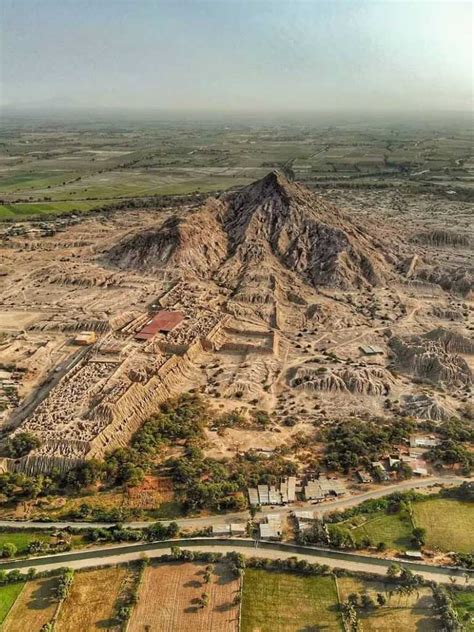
1, 0, 472, 112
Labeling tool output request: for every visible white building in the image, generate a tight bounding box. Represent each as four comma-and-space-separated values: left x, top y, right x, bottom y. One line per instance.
230, 523, 247, 535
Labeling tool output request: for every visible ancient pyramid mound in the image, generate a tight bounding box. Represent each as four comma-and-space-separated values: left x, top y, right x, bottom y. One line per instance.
106, 171, 394, 290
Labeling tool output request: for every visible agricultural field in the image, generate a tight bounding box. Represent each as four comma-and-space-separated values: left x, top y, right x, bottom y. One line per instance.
337, 576, 441, 632
55, 566, 129, 632
240, 569, 342, 632
0, 582, 24, 624
1, 115, 471, 219
128, 561, 240, 632
347, 512, 413, 550
0, 530, 50, 554
340, 497, 474, 554
0, 200, 113, 218
412, 498, 474, 553
2, 576, 59, 631
452, 590, 474, 631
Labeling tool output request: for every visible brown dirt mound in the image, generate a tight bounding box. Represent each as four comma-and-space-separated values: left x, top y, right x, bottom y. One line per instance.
106, 171, 396, 292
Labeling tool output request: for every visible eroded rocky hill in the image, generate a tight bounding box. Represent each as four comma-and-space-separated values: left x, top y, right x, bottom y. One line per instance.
107, 171, 396, 292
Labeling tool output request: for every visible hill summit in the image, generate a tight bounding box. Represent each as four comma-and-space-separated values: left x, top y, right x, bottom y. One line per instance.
107, 171, 393, 290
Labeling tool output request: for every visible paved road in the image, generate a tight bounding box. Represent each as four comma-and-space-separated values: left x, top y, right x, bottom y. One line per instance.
0, 475, 468, 531
0, 538, 470, 585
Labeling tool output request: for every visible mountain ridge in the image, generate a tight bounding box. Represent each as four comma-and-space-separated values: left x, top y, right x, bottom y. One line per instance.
106, 171, 395, 291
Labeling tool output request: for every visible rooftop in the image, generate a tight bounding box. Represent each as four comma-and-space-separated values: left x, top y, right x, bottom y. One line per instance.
135, 310, 184, 340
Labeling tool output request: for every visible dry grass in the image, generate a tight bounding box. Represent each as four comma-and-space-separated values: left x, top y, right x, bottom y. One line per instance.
338, 577, 441, 632
128, 561, 239, 632
124, 475, 175, 509
3, 576, 59, 631
55, 566, 128, 632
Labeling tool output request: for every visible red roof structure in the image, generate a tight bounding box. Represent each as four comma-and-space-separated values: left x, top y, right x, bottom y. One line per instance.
135, 310, 184, 340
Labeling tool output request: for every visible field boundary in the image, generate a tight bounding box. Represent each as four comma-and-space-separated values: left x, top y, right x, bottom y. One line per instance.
124, 560, 147, 632
1, 581, 26, 626
334, 576, 348, 632
238, 570, 243, 631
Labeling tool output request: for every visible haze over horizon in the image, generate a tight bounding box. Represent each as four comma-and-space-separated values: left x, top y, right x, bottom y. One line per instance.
1, 0, 472, 114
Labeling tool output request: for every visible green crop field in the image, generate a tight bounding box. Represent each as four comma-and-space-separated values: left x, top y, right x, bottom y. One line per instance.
1, 116, 471, 220
452, 591, 474, 631
341, 496, 474, 553
413, 499, 474, 553
0, 530, 50, 554
0, 583, 24, 623
241, 569, 342, 631
349, 512, 413, 550
0, 200, 111, 218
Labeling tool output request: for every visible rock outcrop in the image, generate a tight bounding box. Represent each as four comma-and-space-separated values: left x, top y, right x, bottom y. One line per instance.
389, 336, 472, 387
106, 171, 395, 292
423, 327, 474, 355
107, 198, 228, 277
290, 365, 394, 396
401, 394, 453, 422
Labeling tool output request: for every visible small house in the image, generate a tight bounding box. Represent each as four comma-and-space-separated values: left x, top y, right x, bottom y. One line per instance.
230, 523, 247, 536
357, 471, 372, 484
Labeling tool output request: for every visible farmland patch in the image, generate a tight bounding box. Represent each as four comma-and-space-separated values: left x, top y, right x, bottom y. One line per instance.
128, 561, 239, 632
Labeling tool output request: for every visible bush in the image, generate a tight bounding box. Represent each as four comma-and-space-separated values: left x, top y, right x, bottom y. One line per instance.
1, 542, 17, 558
411, 526, 427, 547
55, 568, 74, 600
4, 432, 41, 458
252, 410, 271, 428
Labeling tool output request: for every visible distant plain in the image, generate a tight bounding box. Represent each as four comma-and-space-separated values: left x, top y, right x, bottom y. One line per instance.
1, 116, 472, 219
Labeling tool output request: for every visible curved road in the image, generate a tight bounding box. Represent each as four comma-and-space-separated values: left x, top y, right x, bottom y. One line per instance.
0, 476, 468, 531
0, 538, 471, 586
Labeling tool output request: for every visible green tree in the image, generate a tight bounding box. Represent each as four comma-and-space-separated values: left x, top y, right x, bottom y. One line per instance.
386, 562, 401, 579
376, 593, 386, 606
361, 592, 375, 609
199, 592, 209, 608
411, 526, 427, 547
396, 461, 413, 480
347, 593, 359, 606
5, 432, 41, 458
1, 542, 17, 558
